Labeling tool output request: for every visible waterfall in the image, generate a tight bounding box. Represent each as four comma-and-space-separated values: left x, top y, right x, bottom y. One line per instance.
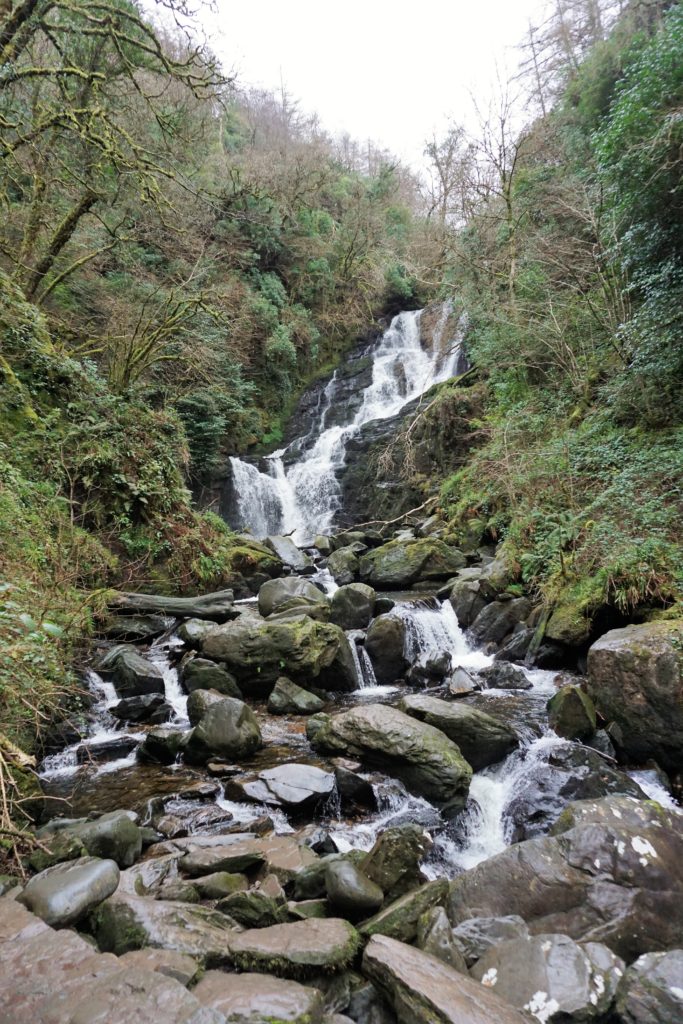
229, 304, 464, 544
392, 597, 492, 673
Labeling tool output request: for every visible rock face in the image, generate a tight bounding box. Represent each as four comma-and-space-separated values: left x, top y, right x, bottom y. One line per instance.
258, 576, 328, 618
230, 919, 360, 977
471, 932, 624, 1021
359, 538, 466, 588
469, 599, 531, 645
362, 934, 529, 1024
18, 857, 120, 926
452, 915, 530, 967
330, 583, 376, 630
447, 803, 683, 961
416, 906, 468, 972
308, 704, 472, 814
399, 695, 518, 771
267, 676, 325, 715
184, 697, 262, 764
201, 616, 358, 694
586, 621, 683, 771
365, 615, 408, 684
547, 685, 597, 741
193, 971, 325, 1023
614, 949, 683, 1023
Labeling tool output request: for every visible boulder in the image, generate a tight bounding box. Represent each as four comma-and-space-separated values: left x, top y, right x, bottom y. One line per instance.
361, 824, 430, 901
325, 861, 384, 920
494, 628, 535, 664
359, 539, 466, 588
177, 618, 216, 648
259, 576, 329, 618
586, 621, 683, 771
477, 662, 532, 690
184, 697, 262, 764
110, 693, 172, 724
193, 971, 325, 1023
362, 934, 529, 1024
449, 578, 486, 629
97, 645, 164, 697
471, 932, 624, 1021
334, 763, 376, 811
359, 880, 449, 943
416, 907, 468, 973
230, 919, 360, 977
447, 809, 683, 960
186, 688, 226, 726
217, 887, 288, 928
365, 616, 408, 684
103, 614, 173, 642
266, 536, 314, 573
399, 695, 518, 771
137, 726, 187, 765
307, 704, 472, 814
327, 546, 360, 585
201, 616, 359, 694
547, 685, 597, 741
37, 810, 142, 868
550, 794, 682, 837
469, 599, 531, 645
452, 915, 530, 967
268, 676, 325, 715
178, 834, 318, 884
314, 535, 333, 556
330, 584, 376, 630
75, 735, 140, 764
225, 764, 336, 813
614, 949, 683, 1023
18, 857, 119, 926
181, 658, 242, 698
546, 601, 592, 647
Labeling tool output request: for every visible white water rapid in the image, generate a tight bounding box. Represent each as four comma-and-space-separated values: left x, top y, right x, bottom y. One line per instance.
229, 304, 463, 544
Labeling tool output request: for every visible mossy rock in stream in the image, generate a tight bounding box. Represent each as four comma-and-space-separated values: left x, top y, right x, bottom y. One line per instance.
359, 538, 466, 588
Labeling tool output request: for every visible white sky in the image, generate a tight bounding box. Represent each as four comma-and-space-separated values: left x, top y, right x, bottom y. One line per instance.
202, 0, 549, 170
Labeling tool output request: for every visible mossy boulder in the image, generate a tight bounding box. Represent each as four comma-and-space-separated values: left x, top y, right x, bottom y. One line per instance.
546, 601, 592, 647
330, 583, 376, 630
230, 918, 361, 977
258, 576, 329, 619
267, 676, 325, 715
359, 880, 449, 943
359, 539, 466, 588
181, 657, 242, 698
547, 685, 597, 741
365, 615, 408, 684
327, 546, 360, 585
399, 695, 518, 771
184, 697, 262, 764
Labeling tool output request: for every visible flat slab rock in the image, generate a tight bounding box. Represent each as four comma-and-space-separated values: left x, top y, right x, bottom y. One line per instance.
230, 918, 360, 977
0, 898, 221, 1024
194, 971, 325, 1023
362, 934, 529, 1024
176, 834, 318, 883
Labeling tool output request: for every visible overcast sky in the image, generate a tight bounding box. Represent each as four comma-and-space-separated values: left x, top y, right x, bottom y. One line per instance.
201, 0, 548, 170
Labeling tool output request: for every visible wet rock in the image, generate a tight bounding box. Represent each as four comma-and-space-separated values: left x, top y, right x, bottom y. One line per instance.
218, 886, 288, 927
359, 539, 466, 588
288, 899, 329, 921
186, 688, 225, 726
194, 970, 325, 1023
334, 764, 376, 810
104, 614, 174, 642
362, 933, 528, 1024
494, 627, 535, 664
328, 546, 360, 585
138, 726, 187, 764
365, 616, 408, 684
505, 743, 646, 842
226, 763, 336, 813
231, 919, 361, 977
325, 861, 384, 920
447, 666, 480, 696
292, 854, 360, 901
91, 891, 235, 966
586, 729, 617, 760
360, 880, 449, 943
447, 812, 683, 960
361, 824, 431, 901
469, 599, 531, 645
452, 915, 530, 967
449, 578, 486, 629
38, 810, 142, 868
119, 947, 200, 986
406, 652, 452, 687
547, 685, 597, 741
184, 697, 262, 764
345, 979, 397, 1024
201, 616, 359, 694
400, 695, 518, 771
97, 644, 165, 697
265, 535, 315, 573
330, 583, 377, 630
374, 597, 396, 615
194, 871, 249, 900
181, 657, 242, 698
177, 617, 217, 648
76, 735, 140, 764
19, 856, 120, 926
259, 575, 328, 616
546, 602, 592, 647
586, 621, 683, 771
308, 704, 472, 814
614, 949, 683, 1023
110, 692, 172, 724
416, 907, 467, 972
315, 535, 333, 556
550, 794, 681, 836
268, 676, 326, 715
178, 834, 318, 883
477, 662, 532, 690
472, 933, 624, 1021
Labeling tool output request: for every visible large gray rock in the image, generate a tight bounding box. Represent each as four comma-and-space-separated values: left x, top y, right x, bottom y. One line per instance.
399, 695, 518, 771
230, 919, 360, 977
138, 726, 187, 764
181, 657, 242, 698
469, 599, 531, 645
201, 616, 359, 694
365, 615, 408, 684
37, 810, 142, 868
447, 808, 683, 961
193, 971, 325, 1023
327, 546, 360, 585
97, 644, 164, 697
361, 824, 430, 901
452, 915, 530, 967
186, 688, 226, 726
586, 621, 683, 771
449, 574, 487, 628
416, 907, 468, 973
362, 934, 529, 1024
477, 662, 532, 690
325, 861, 384, 920
265, 536, 314, 573
307, 704, 472, 814
614, 949, 683, 1023
471, 932, 624, 1021
359, 539, 466, 588
226, 764, 336, 813
550, 794, 682, 837
177, 618, 217, 648
360, 880, 449, 943
259, 576, 329, 618
184, 697, 262, 764
330, 583, 376, 630
547, 685, 597, 741
267, 676, 325, 715
178, 834, 318, 884
19, 857, 120, 926
110, 692, 172, 724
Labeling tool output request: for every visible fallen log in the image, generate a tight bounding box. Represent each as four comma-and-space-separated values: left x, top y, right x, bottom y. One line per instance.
107, 589, 238, 622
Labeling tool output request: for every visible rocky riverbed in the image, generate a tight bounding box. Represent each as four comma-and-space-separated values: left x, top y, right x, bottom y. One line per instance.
5, 526, 683, 1024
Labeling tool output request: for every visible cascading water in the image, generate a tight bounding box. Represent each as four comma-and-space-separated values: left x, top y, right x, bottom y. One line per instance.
391, 597, 492, 674
228, 304, 464, 544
